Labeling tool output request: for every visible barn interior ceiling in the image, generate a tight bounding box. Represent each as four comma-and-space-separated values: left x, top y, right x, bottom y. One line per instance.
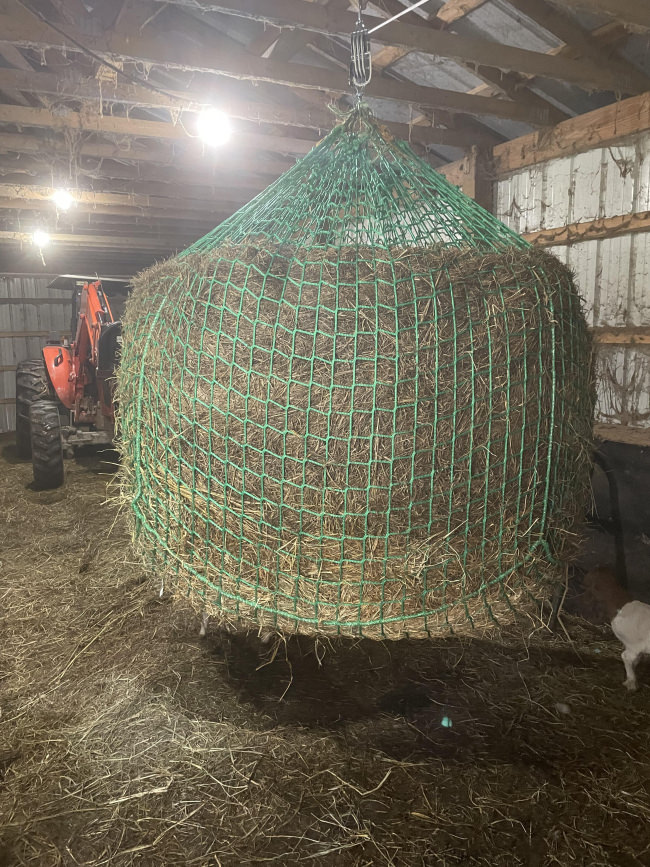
0, 0, 648, 275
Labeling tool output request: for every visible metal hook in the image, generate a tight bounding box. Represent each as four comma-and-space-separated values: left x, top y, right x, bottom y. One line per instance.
350, 1, 371, 104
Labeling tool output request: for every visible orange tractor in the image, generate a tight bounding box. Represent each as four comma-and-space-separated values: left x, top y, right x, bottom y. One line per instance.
15, 275, 130, 488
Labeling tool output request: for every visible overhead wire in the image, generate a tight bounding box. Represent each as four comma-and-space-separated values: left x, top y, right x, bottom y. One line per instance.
369, 0, 434, 33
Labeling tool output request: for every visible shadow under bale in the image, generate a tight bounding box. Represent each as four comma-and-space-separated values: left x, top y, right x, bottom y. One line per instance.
2, 441, 650, 866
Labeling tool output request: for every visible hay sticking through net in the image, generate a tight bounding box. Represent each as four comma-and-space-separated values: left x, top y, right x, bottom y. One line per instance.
118, 110, 593, 639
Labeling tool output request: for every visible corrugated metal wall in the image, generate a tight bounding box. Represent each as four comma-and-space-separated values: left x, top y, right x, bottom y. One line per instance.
496, 132, 650, 428
0, 275, 72, 433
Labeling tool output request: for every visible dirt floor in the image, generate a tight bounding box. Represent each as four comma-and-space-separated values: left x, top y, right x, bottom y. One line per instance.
2, 435, 650, 866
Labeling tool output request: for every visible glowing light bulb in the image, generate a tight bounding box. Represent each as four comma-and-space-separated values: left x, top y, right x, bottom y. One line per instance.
197, 108, 232, 146
52, 189, 75, 210
33, 230, 51, 248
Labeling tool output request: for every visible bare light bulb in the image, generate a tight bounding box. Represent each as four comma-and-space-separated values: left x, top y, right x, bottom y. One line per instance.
197, 108, 232, 146
52, 189, 75, 210
33, 230, 51, 248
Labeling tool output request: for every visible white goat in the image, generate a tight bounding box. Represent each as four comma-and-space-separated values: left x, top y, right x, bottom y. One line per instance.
584, 567, 650, 691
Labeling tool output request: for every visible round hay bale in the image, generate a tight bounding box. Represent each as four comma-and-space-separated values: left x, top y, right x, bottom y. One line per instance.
118, 112, 594, 639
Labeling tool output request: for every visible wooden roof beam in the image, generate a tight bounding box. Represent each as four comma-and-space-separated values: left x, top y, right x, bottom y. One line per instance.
0, 230, 198, 250
0, 131, 292, 176
0, 196, 231, 223
0, 154, 271, 193
505, 0, 650, 92
0, 67, 498, 150
367, 0, 568, 126
0, 180, 254, 211
0, 105, 317, 156
435, 0, 488, 23
0, 2, 554, 123
557, 0, 650, 33
145, 0, 634, 92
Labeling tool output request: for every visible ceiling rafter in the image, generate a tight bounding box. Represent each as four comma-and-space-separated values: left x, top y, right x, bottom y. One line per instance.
505, 0, 650, 91
0, 195, 229, 222
0, 68, 498, 150
466, 20, 633, 97
0, 154, 271, 193
0, 230, 198, 250
0, 4, 553, 124
0, 182, 247, 214
435, 0, 488, 23
142, 0, 635, 92
265, 0, 507, 150
365, 0, 568, 133
555, 0, 650, 33
0, 131, 292, 176
0, 105, 318, 155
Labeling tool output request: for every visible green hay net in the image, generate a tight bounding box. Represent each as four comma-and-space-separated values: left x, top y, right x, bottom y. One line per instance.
119, 109, 593, 639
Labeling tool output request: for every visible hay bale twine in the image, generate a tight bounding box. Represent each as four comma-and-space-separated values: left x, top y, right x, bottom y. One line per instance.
118, 111, 594, 639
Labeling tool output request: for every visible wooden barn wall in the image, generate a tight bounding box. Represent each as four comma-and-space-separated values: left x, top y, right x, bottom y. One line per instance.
0, 274, 71, 433
495, 133, 650, 429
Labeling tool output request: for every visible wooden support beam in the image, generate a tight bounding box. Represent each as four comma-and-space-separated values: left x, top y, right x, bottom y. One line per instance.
0, 132, 292, 176
0, 182, 248, 213
0, 68, 498, 150
505, 0, 650, 93
0, 196, 230, 223
435, 0, 487, 23
0, 230, 194, 250
358, 0, 568, 127
559, 0, 650, 33
0, 155, 269, 195
0, 5, 587, 123
493, 91, 650, 177
436, 147, 493, 210
0, 42, 37, 106
0, 67, 335, 130
524, 211, 650, 248
48, 0, 91, 25
591, 327, 650, 346
0, 105, 317, 156
594, 424, 650, 447
143, 0, 632, 92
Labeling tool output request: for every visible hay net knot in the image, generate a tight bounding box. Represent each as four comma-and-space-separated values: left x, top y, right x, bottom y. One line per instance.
119, 107, 593, 640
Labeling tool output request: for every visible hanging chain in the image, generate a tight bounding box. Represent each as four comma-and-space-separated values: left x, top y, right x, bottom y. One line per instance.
349, 0, 372, 105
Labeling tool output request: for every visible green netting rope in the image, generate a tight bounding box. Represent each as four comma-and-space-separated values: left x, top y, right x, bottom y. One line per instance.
118, 108, 593, 639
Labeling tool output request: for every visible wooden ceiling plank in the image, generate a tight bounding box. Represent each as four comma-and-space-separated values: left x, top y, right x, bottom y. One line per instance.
48, 0, 91, 25
435, 0, 487, 24
0, 230, 198, 250
0, 131, 294, 175
505, 0, 650, 92
0, 104, 318, 155
0, 180, 253, 210
557, 0, 650, 33
137, 0, 635, 92
0, 196, 232, 222
0, 154, 270, 193
0, 67, 336, 129
0, 5, 601, 122
364, 1, 568, 129
0, 67, 488, 149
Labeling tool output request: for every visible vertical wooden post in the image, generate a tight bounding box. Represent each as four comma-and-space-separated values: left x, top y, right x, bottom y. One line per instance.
437, 146, 494, 212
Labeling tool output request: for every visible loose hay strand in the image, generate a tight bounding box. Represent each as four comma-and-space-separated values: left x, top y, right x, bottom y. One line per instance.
2, 453, 650, 866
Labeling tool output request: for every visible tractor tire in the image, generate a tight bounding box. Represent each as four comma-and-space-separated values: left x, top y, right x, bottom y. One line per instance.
15, 358, 54, 459
29, 400, 64, 489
